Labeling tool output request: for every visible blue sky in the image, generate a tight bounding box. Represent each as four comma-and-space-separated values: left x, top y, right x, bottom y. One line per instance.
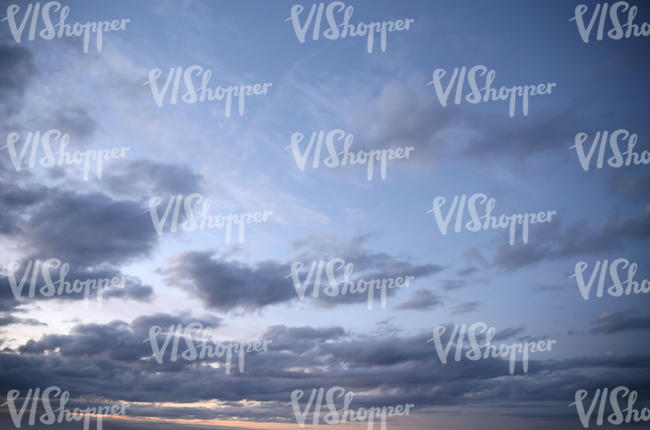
0, 1, 649, 429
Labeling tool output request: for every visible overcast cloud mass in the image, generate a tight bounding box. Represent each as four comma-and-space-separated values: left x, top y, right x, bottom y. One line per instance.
0, 1, 649, 429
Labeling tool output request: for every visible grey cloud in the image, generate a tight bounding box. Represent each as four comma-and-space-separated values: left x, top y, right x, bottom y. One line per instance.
161, 251, 294, 313
291, 233, 444, 280
609, 172, 650, 201
0, 315, 46, 327
290, 233, 444, 308
20, 191, 158, 268
532, 285, 566, 293
264, 325, 347, 354
450, 301, 480, 315
494, 209, 650, 271
131, 312, 222, 334
590, 311, 650, 335
52, 106, 97, 141
163, 234, 444, 313
18, 313, 221, 362
493, 327, 525, 341
0, 43, 36, 118
348, 50, 650, 164
394, 289, 443, 311
0, 183, 159, 311
463, 248, 488, 266
457, 266, 479, 276
103, 160, 203, 198
0, 264, 154, 312
438, 279, 467, 291
0, 184, 47, 236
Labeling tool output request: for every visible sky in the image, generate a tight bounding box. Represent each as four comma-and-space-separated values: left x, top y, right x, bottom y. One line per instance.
0, 0, 649, 429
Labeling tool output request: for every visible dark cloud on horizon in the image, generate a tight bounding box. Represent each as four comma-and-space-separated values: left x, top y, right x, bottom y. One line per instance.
2, 317, 650, 425
0, 415, 260, 430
